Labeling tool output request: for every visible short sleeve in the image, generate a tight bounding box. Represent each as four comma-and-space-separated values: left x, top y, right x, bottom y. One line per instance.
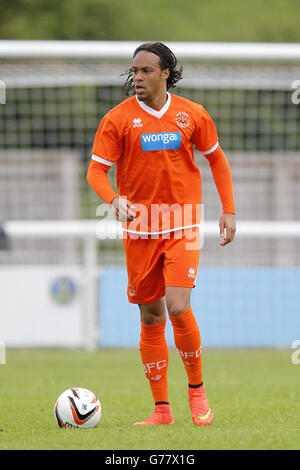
192, 105, 219, 154
92, 112, 122, 165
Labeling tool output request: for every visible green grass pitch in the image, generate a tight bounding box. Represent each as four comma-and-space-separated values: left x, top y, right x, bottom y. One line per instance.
0, 348, 299, 450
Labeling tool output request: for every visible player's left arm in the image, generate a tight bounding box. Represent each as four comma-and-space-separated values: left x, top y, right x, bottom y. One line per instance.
193, 105, 236, 246
204, 145, 236, 247
218, 212, 236, 247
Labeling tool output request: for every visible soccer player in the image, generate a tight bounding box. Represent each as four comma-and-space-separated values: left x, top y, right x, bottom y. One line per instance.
87, 42, 236, 426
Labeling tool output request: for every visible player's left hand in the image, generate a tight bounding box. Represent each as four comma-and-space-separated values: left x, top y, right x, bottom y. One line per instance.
219, 213, 236, 247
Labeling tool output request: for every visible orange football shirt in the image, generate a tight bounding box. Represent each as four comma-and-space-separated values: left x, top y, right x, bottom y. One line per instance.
92, 92, 220, 233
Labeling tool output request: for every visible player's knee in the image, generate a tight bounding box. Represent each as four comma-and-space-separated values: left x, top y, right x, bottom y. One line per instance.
139, 308, 164, 325
167, 301, 190, 318
141, 314, 162, 325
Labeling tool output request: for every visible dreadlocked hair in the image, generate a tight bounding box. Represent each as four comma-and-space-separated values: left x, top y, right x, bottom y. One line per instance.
123, 42, 183, 96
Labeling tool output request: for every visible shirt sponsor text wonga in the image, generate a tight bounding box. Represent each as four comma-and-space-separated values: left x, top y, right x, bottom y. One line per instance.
141, 132, 181, 151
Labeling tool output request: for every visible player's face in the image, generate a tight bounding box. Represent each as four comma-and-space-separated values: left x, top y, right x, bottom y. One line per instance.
132, 51, 169, 106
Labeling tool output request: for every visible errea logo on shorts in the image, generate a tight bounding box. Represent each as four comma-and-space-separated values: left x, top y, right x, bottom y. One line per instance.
188, 268, 195, 279
141, 132, 181, 151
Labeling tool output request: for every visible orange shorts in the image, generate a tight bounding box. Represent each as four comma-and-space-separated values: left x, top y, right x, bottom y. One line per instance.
123, 228, 200, 304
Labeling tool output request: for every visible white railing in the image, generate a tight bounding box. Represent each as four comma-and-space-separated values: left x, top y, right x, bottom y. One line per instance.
5, 219, 300, 239
0, 40, 300, 61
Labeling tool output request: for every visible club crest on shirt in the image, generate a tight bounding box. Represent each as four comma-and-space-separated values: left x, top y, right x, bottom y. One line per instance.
175, 112, 190, 128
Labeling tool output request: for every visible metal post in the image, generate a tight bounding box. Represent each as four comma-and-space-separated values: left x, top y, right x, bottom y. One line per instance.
82, 235, 99, 351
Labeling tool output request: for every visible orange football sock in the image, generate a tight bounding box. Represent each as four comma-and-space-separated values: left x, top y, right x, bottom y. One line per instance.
169, 307, 203, 386
139, 321, 169, 404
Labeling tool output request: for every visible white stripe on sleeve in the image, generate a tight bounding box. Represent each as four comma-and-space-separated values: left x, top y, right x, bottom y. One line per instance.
91, 154, 114, 167
202, 141, 219, 155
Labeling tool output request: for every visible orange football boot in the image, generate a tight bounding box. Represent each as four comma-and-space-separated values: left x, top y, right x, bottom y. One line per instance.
188, 386, 214, 426
133, 404, 175, 426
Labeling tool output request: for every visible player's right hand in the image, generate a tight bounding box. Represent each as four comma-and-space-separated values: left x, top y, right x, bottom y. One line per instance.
111, 196, 136, 222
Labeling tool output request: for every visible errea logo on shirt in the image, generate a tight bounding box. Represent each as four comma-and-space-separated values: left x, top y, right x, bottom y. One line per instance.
133, 118, 143, 128
141, 132, 181, 151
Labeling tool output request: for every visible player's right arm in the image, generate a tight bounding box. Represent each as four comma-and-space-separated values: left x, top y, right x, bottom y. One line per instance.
86, 159, 136, 222
86, 159, 117, 205
111, 196, 136, 222
87, 112, 135, 222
